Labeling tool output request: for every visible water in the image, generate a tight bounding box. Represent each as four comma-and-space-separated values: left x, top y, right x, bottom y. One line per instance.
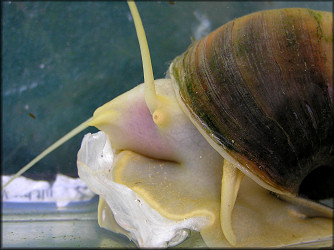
2, 2, 333, 248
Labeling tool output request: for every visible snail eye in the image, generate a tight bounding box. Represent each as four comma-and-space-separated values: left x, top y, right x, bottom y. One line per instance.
152, 108, 170, 127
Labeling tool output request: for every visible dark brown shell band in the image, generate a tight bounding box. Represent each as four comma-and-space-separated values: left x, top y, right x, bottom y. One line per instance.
171, 8, 333, 194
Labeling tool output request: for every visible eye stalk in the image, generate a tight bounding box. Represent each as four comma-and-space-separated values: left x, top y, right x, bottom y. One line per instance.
127, 1, 171, 128
153, 108, 170, 127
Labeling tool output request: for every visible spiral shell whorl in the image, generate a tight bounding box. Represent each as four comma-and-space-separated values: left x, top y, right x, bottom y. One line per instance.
171, 8, 333, 194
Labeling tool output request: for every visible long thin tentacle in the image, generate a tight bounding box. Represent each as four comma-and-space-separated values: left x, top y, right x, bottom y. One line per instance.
220, 160, 244, 246
127, 1, 158, 114
2, 118, 92, 190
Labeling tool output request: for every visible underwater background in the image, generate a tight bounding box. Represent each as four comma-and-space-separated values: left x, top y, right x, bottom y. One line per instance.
2, 1, 332, 182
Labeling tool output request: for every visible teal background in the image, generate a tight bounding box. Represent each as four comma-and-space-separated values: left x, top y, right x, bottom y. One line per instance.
2, 1, 332, 181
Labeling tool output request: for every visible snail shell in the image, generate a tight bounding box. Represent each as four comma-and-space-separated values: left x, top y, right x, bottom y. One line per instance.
170, 8, 333, 195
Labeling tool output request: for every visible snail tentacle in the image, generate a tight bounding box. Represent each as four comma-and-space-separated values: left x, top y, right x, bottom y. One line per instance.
127, 1, 156, 111
86, 111, 120, 128
2, 118, 91, 190
221, 160, 244, 246
127, 1, 176, 129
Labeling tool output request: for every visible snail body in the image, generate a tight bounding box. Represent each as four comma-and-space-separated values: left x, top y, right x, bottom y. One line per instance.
3, 3, 333, 248
77, 6, 333, 247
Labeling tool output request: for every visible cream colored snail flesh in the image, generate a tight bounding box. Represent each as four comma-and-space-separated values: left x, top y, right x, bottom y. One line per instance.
3, 2, 333, 248
77, 3, 333, 247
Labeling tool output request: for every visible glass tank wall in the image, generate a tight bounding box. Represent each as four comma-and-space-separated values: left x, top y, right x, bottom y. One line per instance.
2, 1, 332, 248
